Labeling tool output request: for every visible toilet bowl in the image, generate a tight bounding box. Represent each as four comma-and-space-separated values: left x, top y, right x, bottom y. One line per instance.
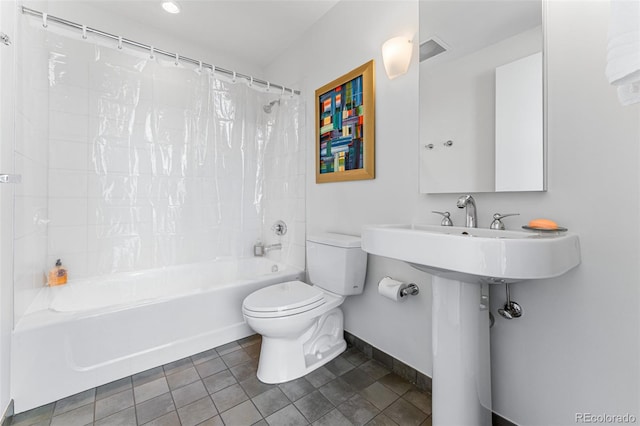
242, 233, 367, 384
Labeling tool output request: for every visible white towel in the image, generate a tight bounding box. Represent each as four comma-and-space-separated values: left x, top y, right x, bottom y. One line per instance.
606, 0, 640, 105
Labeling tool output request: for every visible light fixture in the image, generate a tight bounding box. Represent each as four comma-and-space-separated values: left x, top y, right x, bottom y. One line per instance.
382, 36, 413, 79
161, 1, 181, 14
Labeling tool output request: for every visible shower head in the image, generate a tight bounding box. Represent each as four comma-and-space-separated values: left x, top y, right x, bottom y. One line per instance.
263, 99, 280, 113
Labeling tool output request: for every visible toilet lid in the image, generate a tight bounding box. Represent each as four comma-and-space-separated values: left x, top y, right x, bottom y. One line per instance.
243, 281, 325, 316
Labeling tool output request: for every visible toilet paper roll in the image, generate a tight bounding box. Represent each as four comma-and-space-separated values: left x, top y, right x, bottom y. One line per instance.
378, 277, 406, 302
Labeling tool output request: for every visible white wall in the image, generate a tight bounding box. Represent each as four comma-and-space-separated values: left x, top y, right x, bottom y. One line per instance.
265, 1, 640, 424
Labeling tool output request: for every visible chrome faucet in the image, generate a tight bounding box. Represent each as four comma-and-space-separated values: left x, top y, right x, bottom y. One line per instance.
456, 195, 477, 228
253, 241, 282, 257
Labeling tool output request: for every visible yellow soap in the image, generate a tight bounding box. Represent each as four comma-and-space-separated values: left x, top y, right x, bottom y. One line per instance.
528, 218, 558, 229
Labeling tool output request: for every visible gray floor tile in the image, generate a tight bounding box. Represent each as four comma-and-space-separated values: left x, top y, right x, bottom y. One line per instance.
95, 388, 134, 420
402, 390, 432, 415
420, 416, 433, 426
278, 377, 315, 402
134, 376, 170, 403
312, 408, 354, 426
199, 414, 226, 426
252, 420, 269, 426
342, 348, 369, 367
136, 392, 176, 425
53, 388, 95, 416
241, 375, 276, 398
191, 348, 220, 365
8, 403, 54, 426
341, 368, 375, 391
318, 378, 355, 406
252, 387, 291, 418
359, 382, 398, 411
230, 359, 259, 382
337, 394, 380, 426
383, 399, 427, 426
358, 360, 390, 381
132, 366, 165, 387
177, 396, 218, 426
163, 357, 194, 376
166, 366, 201, 390
265, 404, 309, 426
238, 334, 261, 348
324, 356, 355, 377
245, 343, 262, 359
219, 400, 262, 426
305, 366, 336, 388
222, 348, 252, 368
94, 406, 136, 426
366, 413, 399, 426
294, 390, 334, 423
50, 403, 94, 426
142, 410, 181, 426
172, 379, 208, 408
377, 374, 412, 396
96, 377, 132, 401
211, 383, 249, 412
203, 369, 238, 394
215, 341, 242, 356
195, 357, 227, 379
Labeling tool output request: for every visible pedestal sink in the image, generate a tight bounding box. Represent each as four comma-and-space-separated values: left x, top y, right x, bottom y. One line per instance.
361, 224, 581, 426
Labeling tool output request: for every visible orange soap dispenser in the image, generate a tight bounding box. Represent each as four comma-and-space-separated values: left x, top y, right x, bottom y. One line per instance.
48, 259, 68, 286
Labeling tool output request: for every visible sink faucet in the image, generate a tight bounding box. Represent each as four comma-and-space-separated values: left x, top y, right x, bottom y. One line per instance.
456, 195, 477, 228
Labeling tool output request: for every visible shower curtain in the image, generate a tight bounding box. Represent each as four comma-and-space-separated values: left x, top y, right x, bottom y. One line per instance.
14, 18, 304, 320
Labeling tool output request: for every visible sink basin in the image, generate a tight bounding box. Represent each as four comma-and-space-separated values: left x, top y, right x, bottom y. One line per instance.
361, 224, 581, 283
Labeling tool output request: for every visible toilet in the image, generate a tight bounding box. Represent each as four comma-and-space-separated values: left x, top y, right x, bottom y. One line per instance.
242, 232, 367, 384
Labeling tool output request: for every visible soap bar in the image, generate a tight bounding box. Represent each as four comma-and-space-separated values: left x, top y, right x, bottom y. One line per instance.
528, 218, 558, 229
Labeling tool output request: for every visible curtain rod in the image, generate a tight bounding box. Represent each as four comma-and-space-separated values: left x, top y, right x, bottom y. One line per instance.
21, 6, 301, 96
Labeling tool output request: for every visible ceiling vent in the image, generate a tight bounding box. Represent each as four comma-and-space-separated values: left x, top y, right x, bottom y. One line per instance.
420, 38, 447, 62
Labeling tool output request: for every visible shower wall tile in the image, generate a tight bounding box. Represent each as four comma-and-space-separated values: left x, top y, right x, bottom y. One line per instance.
49, 84, 90, 116
46, 253, 89, 282
47, 225, 88, 256
48, 198, 89, 228
48, 170, 88, 198
49, 139, 89, 172
15, 110, 48, 165
49, 110, 89, 143
14, 232, 48, 321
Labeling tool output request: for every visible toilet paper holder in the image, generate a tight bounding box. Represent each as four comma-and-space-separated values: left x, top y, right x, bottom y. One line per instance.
400, 283, 420, 297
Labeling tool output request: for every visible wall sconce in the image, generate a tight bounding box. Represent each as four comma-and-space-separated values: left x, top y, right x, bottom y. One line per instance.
382, 36, 413, 79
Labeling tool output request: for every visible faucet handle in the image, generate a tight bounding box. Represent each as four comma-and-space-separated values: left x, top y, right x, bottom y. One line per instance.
490, 213, 520, 230
432, 211, 453, 227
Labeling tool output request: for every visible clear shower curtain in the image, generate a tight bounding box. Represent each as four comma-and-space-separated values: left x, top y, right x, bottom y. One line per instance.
15, 19, 304, 292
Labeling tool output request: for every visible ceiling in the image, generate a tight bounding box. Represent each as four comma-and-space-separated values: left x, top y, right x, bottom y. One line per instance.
90, 0, 340, 68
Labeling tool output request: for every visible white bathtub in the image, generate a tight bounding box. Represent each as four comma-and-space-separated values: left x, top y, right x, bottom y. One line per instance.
12, 257, 303, 413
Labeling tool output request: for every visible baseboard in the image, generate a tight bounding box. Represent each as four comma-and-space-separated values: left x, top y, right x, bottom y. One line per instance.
344, 331, 518, 426
1, 400, 14, 426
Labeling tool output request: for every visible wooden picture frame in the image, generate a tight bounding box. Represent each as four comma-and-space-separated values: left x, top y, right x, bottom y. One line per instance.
315, 60, 375, 183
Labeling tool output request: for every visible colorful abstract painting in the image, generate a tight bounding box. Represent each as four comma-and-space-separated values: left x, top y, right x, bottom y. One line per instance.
315, 60, 375, 183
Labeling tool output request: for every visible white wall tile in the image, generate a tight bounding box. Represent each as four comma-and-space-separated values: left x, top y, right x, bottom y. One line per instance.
48, 170, 88, 198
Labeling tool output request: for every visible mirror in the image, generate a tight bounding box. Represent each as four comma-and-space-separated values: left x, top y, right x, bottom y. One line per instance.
418, 1, 545, 194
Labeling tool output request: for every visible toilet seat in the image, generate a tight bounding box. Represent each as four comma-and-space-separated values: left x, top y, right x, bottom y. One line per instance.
243, 281, 326, 318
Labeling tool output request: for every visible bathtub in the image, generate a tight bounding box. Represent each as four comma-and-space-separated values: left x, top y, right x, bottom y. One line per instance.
11, 257, 303, 413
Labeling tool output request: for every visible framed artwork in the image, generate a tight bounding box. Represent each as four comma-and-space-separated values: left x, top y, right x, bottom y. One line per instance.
315, 60, 375, 183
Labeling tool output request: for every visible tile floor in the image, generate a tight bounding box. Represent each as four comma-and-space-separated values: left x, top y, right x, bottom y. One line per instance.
8, 335, 433, 426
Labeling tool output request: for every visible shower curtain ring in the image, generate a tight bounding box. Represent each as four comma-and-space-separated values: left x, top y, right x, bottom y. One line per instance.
266, 81, 270, 92
149, 46, 155, 60
249, 76, 253, 87
232, 71, 236, 83
42, 13, 48, 28
81, 25, 87, 39
211, 65, 216, 76
117, 36, 123, 49
290, 87, 295, 98
198, 60, 202, 73
174, 53, 179, 66
281, 86, 285, 95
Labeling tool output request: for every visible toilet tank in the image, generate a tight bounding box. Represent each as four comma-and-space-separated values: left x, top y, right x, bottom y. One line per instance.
306, 233, 368, 296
